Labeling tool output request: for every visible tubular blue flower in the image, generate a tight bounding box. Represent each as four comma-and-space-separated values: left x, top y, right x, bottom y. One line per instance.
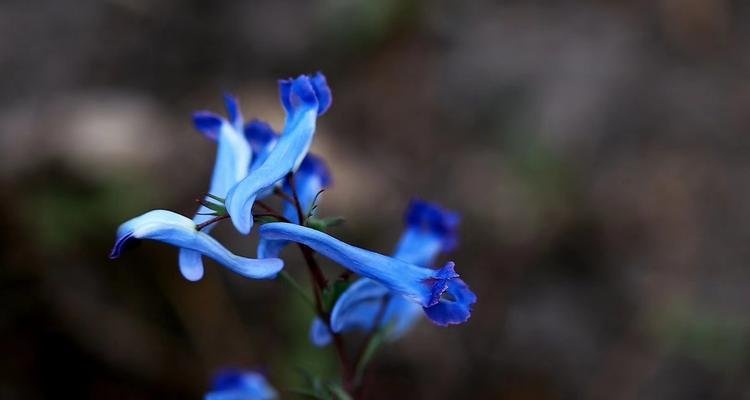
309, 200, 463, 346
225, 73, 331, 235
258, 222, 475, 328
179, 94, 252, 281
205, 369, 277, 400
110, 210, 283, 280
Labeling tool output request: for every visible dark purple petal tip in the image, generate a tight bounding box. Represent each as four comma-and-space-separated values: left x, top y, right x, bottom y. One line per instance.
109, 232, 139, 259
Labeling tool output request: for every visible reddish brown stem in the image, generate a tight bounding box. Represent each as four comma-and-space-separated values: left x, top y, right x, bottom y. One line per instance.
287, 172, 355, 392
195, 215, 230, 231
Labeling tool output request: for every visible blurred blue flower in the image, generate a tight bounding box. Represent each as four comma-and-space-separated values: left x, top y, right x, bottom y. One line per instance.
257, 221, 475, 327
205, 369, 277, 400
226, 73, 331, 235
179, 94, 252, 281
110, 210, 283, 280
309, 200, 463, 346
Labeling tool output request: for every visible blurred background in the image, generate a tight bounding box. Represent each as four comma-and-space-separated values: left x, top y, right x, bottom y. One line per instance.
3, 0, 750, 398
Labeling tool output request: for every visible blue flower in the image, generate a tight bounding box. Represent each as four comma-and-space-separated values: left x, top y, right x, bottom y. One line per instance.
226, 73, 331, 235
179, 94, 253, 281
110, 210, 283, 280
257, 221, 475, 327
205, 369, 277, 400
309, 200, 464, 346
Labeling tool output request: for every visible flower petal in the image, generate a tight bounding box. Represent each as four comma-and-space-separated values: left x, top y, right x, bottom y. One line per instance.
332, 279, 421, 338
309, 317, 332, 347
178, 248, 204, 281
206, 368, 277, 400
223, 93, 243, 129
243, 119, 279, 171
258, 222, 457, 307
193, 112, 224, 141
111, 210, 283, 279
423, 278, 477, 326
395, 199, 460, 262
226, 74, 329, 235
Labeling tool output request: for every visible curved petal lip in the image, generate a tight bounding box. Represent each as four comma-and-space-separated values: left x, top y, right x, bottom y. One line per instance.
109, 233, 140, 259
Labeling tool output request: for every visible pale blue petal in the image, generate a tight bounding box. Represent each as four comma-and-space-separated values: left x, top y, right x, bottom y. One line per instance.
182, 102, 252, 277
393, 199, 460, 265
226, 74, 328, 235
178, 248, 204, 281
111, 210, 283, 279
392, 229, 444, 267
309, 317, 332, 347
316, 279, 422, 347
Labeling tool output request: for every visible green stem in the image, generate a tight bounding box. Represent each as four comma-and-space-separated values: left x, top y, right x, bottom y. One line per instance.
279, 271, 315, 310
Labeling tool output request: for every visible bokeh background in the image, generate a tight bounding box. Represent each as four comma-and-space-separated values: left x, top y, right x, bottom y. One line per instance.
3, 0, 750, 398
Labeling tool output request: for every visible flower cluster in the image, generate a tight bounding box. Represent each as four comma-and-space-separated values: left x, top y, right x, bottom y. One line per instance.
109, 72, 476, 396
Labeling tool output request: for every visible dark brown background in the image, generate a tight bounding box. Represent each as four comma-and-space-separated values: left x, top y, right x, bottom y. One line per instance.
2, 0, 750, 398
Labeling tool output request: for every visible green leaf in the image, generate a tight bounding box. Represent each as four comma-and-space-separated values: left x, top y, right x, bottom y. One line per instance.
327, 383, 353, 400
204, 193, 225, 203
199, 198, 227, 215
305, 216, 346, 232
322, 280, 352, 313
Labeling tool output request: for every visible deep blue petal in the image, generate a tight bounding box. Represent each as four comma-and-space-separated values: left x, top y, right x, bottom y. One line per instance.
193, 112, 224, 141
403, 199, 460, 253
244, 119, 279, 169
310, 72, 332, 115
226, 74, 328, 235
258, 223, 457, 307
206, 369, 277, 400
111, 210, 283, 280
278, 79, 293, 114
423, 278, 477, 326
223, 93, 242, 128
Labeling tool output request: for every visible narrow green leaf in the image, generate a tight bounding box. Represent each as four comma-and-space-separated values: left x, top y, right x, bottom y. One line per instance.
322, 280, 352, 313
327, 383, 353, 400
